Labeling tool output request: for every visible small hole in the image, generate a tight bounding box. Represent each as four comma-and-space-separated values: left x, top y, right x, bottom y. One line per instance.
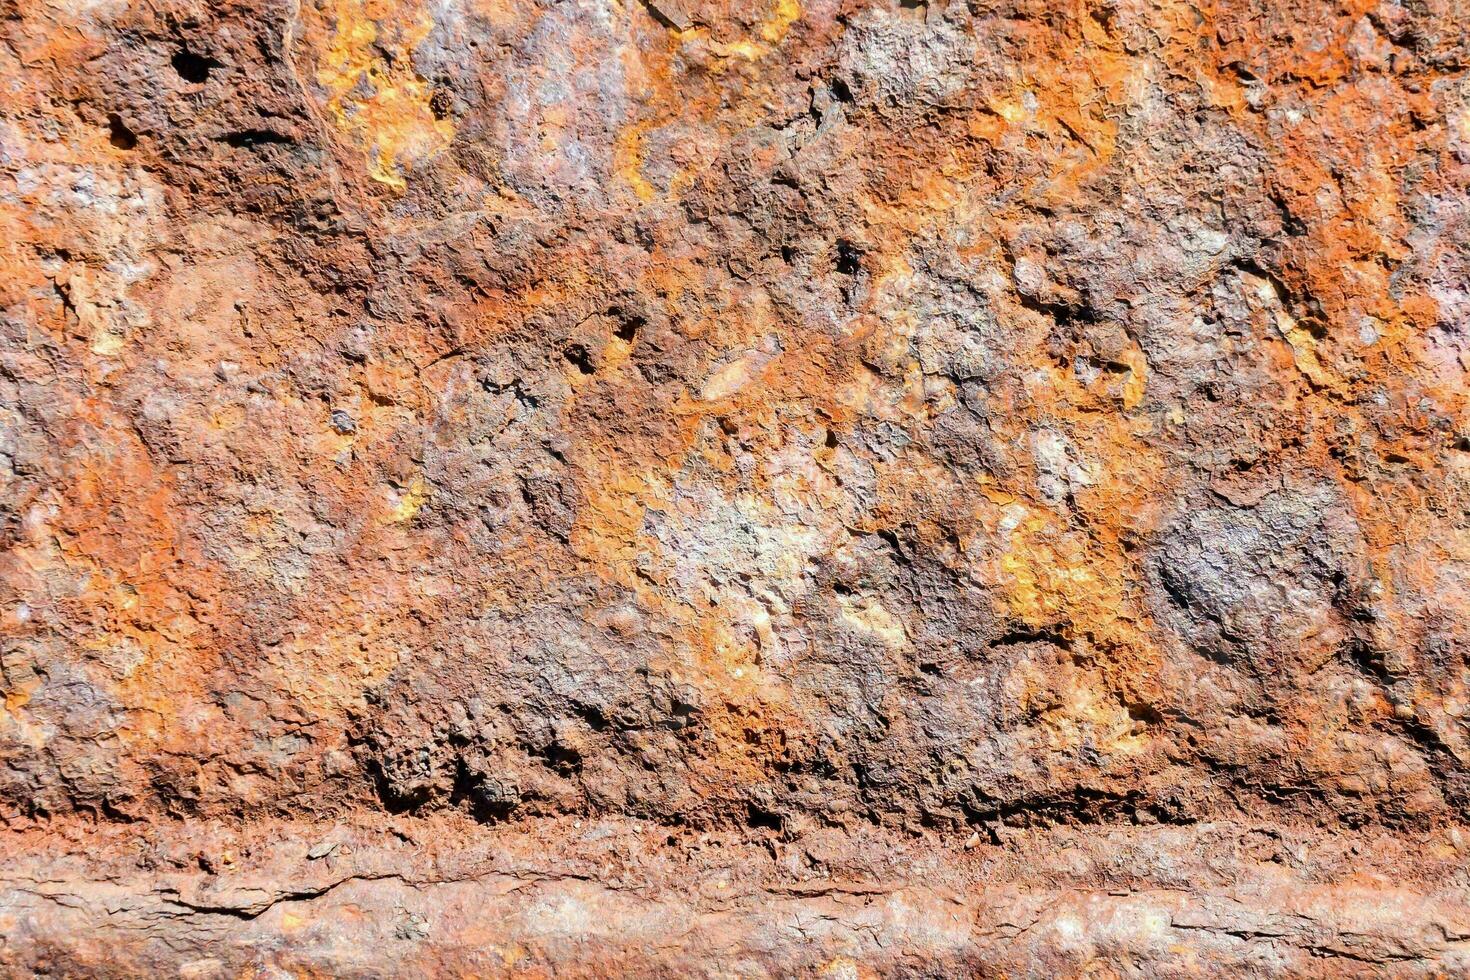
172, 49, 218, 84
835, 240, 863, 276
107, 114, 137, 150
614, 315, 642, 343
563, 344, 595, 375
746, 803, 783, 831
1126, 702, 1165, 725
220, 129, 293, 148
829, 78, 853, 103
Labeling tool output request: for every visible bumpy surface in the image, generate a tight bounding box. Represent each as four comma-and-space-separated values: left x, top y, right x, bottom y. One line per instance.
2, 0, 1469, 974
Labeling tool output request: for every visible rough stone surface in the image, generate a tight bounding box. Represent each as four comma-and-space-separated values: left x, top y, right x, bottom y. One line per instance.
1, 0, 1468, 974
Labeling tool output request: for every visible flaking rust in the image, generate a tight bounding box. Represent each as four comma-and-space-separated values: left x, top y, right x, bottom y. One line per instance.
2, 0, 1470, 975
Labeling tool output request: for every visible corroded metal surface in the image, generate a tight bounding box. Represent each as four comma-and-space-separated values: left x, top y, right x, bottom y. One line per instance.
1, 0, 1468, 973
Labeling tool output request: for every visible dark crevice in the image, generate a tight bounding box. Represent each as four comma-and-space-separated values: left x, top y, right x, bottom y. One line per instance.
1125, 702, 1165, 726
1017, 291, 1097, 330
449, 761, 519, 824
1232, 256, 1322, 327
365, 759, 426, 815
961, 788, 1196, 830
1267, 188, 1308, 237
613, 313, 643, 343
576, 704, 611, 733
107, 114, 137, 150
746, 803, 784, 832
988, 627, 1073, 652
563, 344, 595, 375
171, 48, 221, 84
875, 527, 910, 565
219, 129, 294, 148
1344, 636, 1388, 682
51, 279, 76, 319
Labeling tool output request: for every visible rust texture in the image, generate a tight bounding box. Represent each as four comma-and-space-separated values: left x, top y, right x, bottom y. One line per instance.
1, 0, 1469, 974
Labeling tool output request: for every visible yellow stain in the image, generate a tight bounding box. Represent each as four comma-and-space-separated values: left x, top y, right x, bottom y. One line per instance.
1275, 309, 1336, 388
3, 684, 33, 715
90, 327, 124, 356
1246, 271, 1337, 389
2, 675, 44, 749
1000, 535, 1100, 627
699, 0, 801, 60
313, 0, 455, 190
208, 404, 246, 431
1120, 347, 1148, 410
710, 39, 768, 61
388, 474, 430, 523
994, 98, 1028, 123
760, 0, 801, 43
613, 120, 658, 202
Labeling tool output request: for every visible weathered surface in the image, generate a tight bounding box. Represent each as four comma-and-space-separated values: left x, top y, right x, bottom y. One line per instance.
1, 0, 1468, 973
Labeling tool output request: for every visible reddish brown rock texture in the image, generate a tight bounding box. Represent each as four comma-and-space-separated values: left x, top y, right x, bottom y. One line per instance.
2, 0, 1469, 974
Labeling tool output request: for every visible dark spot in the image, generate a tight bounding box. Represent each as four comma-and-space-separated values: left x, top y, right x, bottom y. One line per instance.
1125, 702, 1164, 725
171, 48, 220, 84
576, 704, 611, 732
540, 742, 582, 775
563, 344, 595, 375
1229, 61, 1259, 82
824, 429, 839, 449
449, 763, 519, 824
107, 114, 137, 150
835, 240, 863, 276
829, 78, 854, 103
746, 803, 783, 831
876, 527, 909, 564
989, 627, 1074, 652
219, 129, 294, 148
613, 313, 643, 343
